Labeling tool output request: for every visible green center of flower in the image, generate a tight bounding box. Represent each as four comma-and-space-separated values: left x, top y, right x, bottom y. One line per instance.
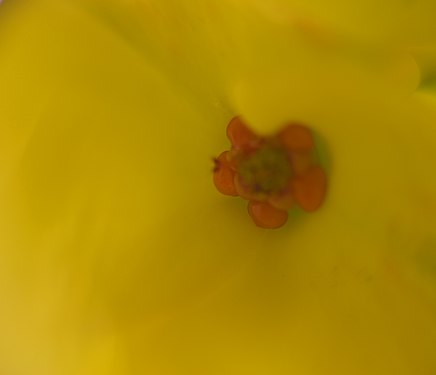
237, 145, 292, 194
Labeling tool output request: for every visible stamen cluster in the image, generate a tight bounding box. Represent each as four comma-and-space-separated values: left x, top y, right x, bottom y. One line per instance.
213, 117, 327, 229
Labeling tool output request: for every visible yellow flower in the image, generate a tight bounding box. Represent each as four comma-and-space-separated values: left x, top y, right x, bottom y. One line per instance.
0, 0, 436, 374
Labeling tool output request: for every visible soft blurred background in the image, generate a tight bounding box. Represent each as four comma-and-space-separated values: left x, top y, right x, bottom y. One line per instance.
1, 0, 436, 374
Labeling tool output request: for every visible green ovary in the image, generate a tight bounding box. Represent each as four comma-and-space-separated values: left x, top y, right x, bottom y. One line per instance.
237, 145, 292, 194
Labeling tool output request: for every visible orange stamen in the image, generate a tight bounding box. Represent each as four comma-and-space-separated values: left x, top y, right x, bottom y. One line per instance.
213, 151, 238, 196
278, 124, 315, 152
247, 201, 288, 229
292, 165, 327, 212
226, 116, 259, 150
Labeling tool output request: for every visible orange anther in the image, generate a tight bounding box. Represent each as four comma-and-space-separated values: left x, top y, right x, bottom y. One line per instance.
278, 124, 315, 152
213, 151, 238, 196
292, 166, 327, 212
226, 116, 259, 150
247, 201, 288, 229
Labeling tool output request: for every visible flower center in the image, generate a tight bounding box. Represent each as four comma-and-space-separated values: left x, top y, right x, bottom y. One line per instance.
213, 116, 327, 229
237, 144, 292, 194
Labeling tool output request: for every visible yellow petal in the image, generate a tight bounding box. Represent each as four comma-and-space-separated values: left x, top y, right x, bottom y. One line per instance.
1, 1, 436, 375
